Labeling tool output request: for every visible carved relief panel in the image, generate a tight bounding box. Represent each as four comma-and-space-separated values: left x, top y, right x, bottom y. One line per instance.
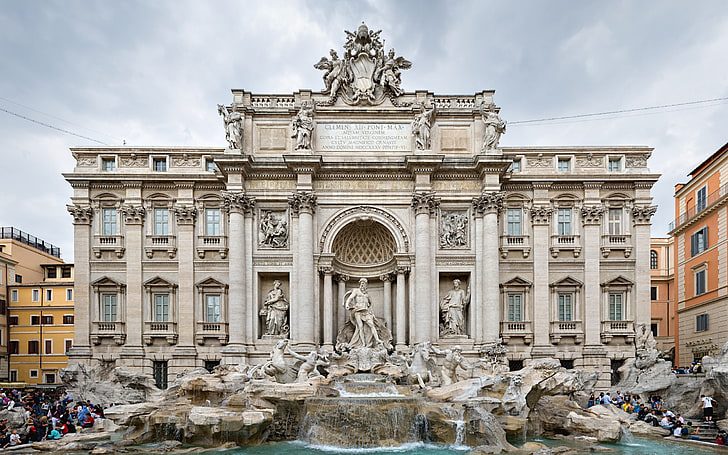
439, 210, 469, 249
259, 209, 289, 249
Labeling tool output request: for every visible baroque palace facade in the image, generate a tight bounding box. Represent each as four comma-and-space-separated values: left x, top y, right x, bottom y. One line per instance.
64, 24, 659, 388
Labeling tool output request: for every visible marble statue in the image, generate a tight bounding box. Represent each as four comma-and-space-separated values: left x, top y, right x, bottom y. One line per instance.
412, 105, 435, 150
376, 48, 411, 97
217, 104, 243, 150
314, 49, 349, 102
439, 279, 470, 337
291, 102, 315, 150
336, 278, 393, 351
406, 342, 438, 388
430, 345, 472, 386
260, 280, 289, 336
251, 339, 294, 383
480, 104, 506, 151
260, 211, 288, 248
288, 347, 330, 383
479, 341, 509, 375
440, 212, 468, 248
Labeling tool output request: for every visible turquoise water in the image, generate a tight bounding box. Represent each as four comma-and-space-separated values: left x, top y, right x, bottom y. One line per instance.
214, 438, 726, 454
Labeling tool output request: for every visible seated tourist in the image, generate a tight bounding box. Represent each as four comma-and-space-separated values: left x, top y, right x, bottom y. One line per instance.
682, 422, 692, 438
673, 424, 683, 437
48, 426, 62, 440
587, 393, 595, 408
715, 432, 726, 445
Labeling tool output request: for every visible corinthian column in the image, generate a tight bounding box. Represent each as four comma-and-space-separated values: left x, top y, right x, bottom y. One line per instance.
173, 204, 197, 349
633, 205, 657, 326
289, 191, 317, 347
120, 204, 145, 356
473, 191, 503, 345
530, 205, 553, 350
221, 191, 255, 363
67, 204, 94, 359
411, 192, 439, 343
581, 204, 605, 346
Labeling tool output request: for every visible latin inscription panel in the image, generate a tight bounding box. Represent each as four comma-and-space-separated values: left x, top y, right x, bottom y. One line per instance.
316, 123, 410, 152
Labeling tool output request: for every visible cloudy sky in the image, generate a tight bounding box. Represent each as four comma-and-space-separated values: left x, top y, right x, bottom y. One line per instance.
1, 0, 727, 262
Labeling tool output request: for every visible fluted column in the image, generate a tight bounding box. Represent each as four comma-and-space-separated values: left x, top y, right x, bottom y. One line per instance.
321, 266, 334, 349
173, 205, 197, 348
120, 204, 145, 356
633, 205, 657, 326
473, 192, 504, 344
336, 274, 349, 341
395, 266, 408, 349
581, 205, 605, 346
530, 205, 553, 349
289, 191, 317, 347
472, 211, 484, 343
411, 192, 439, 343
244, 208, 255, 345
221, 191, 254, 361
381, 273, 393, 332
67, 204, 94, 358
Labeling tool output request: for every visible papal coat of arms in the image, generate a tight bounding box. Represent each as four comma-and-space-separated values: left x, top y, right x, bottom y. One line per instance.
314, 22, 412, 106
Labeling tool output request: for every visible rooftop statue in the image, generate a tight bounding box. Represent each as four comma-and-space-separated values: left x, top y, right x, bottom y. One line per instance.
480, 103, 506, 151
217, 104, 243, 150
314, 22, 411, 105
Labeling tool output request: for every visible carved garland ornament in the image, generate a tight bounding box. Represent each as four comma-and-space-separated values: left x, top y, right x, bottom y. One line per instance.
530, 205, 553, 225
120, 204, 146, 225
173, 205, 197, 225
626, 155, 649, 168
67, 204, 94, 224
319, 205, 409, 253
472, 191, 504, 215
581, 205, 605, 225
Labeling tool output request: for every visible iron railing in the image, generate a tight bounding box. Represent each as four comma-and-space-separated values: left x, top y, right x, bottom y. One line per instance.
669, 183, 728, 231
0, 227, 61, 257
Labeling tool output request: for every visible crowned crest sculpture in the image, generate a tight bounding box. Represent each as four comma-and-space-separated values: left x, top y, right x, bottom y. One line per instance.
314, 22, 412, 106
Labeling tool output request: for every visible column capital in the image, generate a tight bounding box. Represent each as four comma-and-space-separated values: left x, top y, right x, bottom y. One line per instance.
581, 204, 605, 225
472, 191, 504, 215
319, 265, 334, 275
632, 205, 657, 226
288, 191, 317, 215
380, 273, 393, 282
336, 273, 350, 283
67, 204, 93, 225
411, 191, 440, 215
395, 265, 411, 275
173, 204, 197, 225
120, 204, 146, 225
222, 191, 256, 215
529, 205, 553, 225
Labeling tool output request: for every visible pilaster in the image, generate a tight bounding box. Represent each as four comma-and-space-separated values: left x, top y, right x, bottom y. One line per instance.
411, 191, 439, 343
632, 205, 657, 326
173, 204, 197, 349
581, 204, 604, 346
530, 204, 553, 352
67, 204, 94, 358
120, 203, 145, 358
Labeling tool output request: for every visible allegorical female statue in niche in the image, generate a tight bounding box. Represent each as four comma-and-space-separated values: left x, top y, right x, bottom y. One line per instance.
260, 280, 289, 336
439, 279, 470, 336
336, 278, 393, 351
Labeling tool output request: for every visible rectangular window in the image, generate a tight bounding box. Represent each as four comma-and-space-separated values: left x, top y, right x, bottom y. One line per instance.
15, 274, 22, 284
44, 373, 56, 384
154, 294, 170, 322
41, 315, 53, 325
9, 341, 18, 355
32, 289, 39, 302
61, 266, 72, 278
9, 371, 17, 382
608, 208, 622, 235
65, 339, 73, 353
696, 314, 709, 332
507, 293, 523, 322
510, 159, 521, 172
206, 159, 216, 172
8, 316, 18, 326
11, 290, 17, 302
101, 294, 117, 321
44, 339, 52, 354
153, 208, 170, 236
63, 315, 74, 324
691, 227, 708, 256
205, 294, 221, 323
28, 340, 39, 355
29, 370, 38, 378
558, 294, 573, 321
66, 289, 73, 301
102, 208, 117, 236
205, 208, 221, 236
557, 158, 571, 172
47, 267, 57, 279
153, 360, 168, 389
506, 208, 522, 236
695, 269, 707, 295
697, 186, 707, 212
651, 286, 658, 300
608, 157, 622, 172
651, 323, 658, 337
152, 157, 167, 172
46, 289, 53, 301
609, 293, 624, 320
101, 157, 116, 171
557, 208, 572, 235
31, 315, 40, 325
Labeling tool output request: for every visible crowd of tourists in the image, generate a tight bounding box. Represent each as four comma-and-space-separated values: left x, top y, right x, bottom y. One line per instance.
0, 388, 104, 447
586, 390, 725, 445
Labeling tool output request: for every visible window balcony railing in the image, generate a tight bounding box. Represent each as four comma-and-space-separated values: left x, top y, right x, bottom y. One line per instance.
196, 235, 228, 259
195, 321, 229, 345
143, 321, 178, 345
550, 234, 581, 258
670, 182, 728, 231
499, 235, 531, 258
550, 320, 584, 344
601, 320, 635, 344
91, 321, 126, 345
144, 235, 177, 259
93, 235, 125, 259
600, 234, 632, 258
500, 321, 532, 344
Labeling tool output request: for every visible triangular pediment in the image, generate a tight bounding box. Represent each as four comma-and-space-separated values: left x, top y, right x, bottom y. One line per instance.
601, 275, 634, 287
91, 276, 125, 287
143, 276, 176, 288
501, 276, 532, 288
550, 276, 583, 288
195, 277, 228, 289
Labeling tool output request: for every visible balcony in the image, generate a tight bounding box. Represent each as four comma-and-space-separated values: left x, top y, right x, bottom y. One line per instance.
670, 182, 728, 232
550, 320, 584, 344
550, 235, 581, 258
499, 235, 531, 258
143, 321, 178, 345
196, 235, 228, 259
91, 321, 126, 345
196, 321, 229, 345
601, 234, 632, 258
93, 235, 125, 258
601, 320, 635, 344
500, 321, 532, 344
144, 235, 177, 259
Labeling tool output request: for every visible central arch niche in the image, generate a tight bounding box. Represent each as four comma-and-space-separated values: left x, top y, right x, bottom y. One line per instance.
332, 220, 396, 270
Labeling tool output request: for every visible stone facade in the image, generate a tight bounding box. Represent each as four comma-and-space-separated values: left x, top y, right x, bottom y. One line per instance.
64, 25, 659, 388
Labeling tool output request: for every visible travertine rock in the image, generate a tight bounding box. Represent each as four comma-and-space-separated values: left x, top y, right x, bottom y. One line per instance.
61, 363, 160, 405
628, 420, 671, 437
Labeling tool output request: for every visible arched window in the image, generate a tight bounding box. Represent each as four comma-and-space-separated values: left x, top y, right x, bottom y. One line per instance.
650, 250, 658, 269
